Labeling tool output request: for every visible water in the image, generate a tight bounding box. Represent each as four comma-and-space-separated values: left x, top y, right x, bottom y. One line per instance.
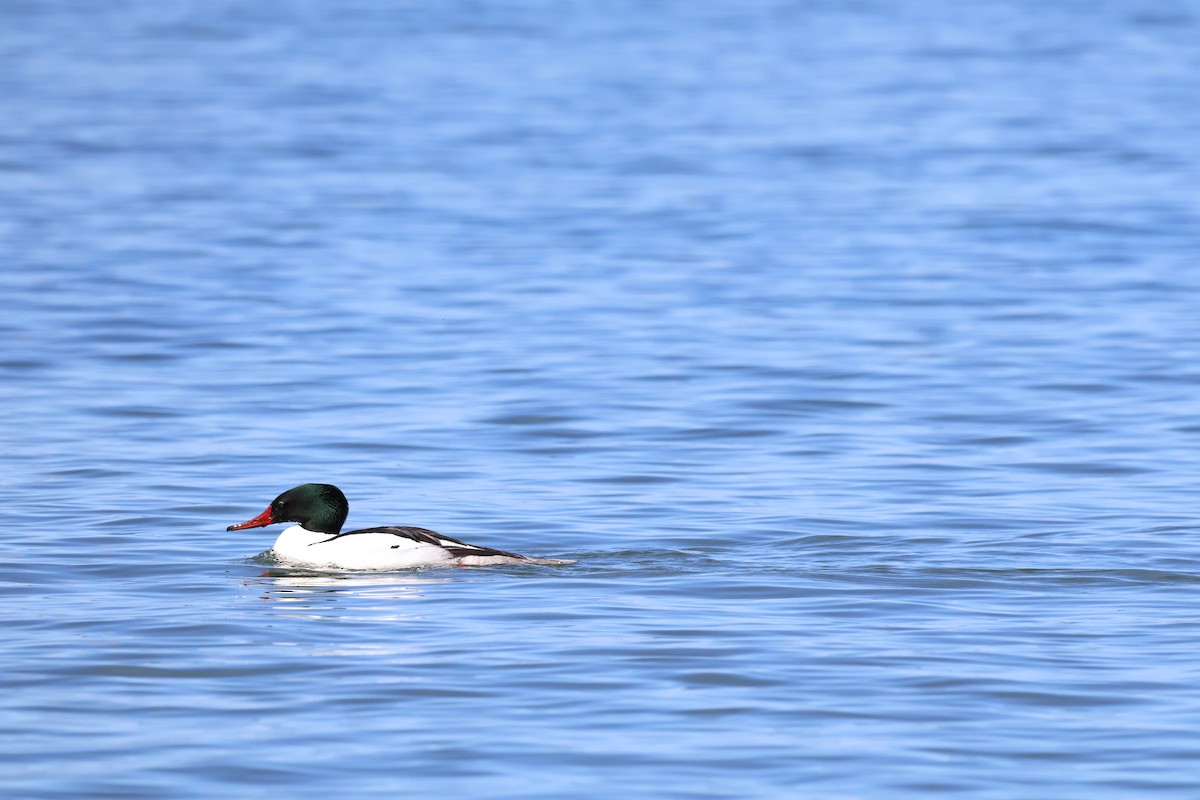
3, 1, 1200, 796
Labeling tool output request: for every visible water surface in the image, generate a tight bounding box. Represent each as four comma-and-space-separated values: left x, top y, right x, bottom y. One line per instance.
3, 1, 1200, 797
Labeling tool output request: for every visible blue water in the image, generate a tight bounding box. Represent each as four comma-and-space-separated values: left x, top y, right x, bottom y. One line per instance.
4, 1, 1200, 797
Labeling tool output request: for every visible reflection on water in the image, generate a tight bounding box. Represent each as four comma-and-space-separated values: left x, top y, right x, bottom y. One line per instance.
246, 569, 454, 620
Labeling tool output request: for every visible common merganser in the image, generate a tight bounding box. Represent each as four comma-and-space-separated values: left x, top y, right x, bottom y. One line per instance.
227, 483, 571, 570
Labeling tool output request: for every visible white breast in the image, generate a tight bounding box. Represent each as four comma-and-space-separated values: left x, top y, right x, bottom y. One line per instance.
270, 525, 456, 570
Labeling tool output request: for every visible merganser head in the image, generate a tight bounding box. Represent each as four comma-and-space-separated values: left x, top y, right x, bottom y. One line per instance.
226, 483, 349, 536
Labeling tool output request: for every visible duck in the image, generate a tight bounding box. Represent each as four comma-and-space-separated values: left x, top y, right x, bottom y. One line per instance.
226, 483, 571, 570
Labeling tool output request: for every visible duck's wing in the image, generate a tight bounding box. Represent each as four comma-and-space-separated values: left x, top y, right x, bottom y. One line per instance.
335, 526, 529, 561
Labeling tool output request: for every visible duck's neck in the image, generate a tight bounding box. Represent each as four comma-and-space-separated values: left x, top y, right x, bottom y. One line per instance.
301, 502, 345, 535
273, 524, 332, 558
